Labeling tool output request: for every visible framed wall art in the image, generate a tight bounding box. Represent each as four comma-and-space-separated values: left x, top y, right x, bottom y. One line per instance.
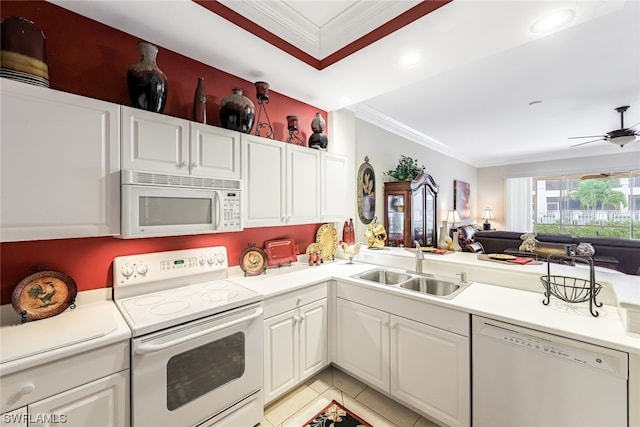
454, 179, 471, 220
357, 156, 375, 224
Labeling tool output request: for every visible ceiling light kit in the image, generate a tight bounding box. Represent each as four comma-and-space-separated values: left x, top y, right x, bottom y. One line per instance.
399, 52, 422, 66
530, 9, 575, 34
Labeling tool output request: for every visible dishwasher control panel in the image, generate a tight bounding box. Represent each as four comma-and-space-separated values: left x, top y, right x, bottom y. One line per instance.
480, 322, 616, 373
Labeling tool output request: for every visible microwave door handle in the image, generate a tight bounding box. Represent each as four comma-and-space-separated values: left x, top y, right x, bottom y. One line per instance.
134, 307, 263, 355
214, 191, 221, 231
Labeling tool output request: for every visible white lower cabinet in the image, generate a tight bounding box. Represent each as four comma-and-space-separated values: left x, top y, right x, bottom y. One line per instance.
335, 299, 390, 391
391, 315, 469, 427
335, 285, 470, 427
28, 372, 128, 427
263, 284, 328, 404
1, 341, 130, 427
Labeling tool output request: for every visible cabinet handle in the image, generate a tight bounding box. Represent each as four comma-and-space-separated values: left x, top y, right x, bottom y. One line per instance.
191, 162, 198, 168
391, 323, 398, 330
20, 384, 35, 395
177, 161, 187, 168
383, 321, 390, 328
296, 296, 303, 305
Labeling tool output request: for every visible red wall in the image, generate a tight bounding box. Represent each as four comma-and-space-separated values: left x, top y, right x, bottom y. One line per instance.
0, 1, 330, 305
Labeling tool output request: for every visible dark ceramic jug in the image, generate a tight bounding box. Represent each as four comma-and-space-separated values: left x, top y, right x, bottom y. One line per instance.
127, 41, 168, 113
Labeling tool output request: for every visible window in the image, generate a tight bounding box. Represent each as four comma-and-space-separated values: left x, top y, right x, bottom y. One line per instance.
506, 171, 639, 239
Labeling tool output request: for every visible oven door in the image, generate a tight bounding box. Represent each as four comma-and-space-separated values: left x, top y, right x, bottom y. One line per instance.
131, 303, 263, 427
121, 184, 221, 238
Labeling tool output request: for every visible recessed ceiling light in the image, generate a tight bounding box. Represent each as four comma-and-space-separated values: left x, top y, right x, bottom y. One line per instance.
339, 96, 353, 104
399, 52, 422, 66
530, 9, 575, 34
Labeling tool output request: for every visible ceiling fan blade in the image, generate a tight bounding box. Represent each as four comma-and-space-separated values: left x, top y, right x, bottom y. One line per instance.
568, 135, 607, 139
628, 122, 640, 130
571, 138, 605, 147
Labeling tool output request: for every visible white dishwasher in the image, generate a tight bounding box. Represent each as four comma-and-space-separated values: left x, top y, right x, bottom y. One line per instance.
472, 316, 628, 427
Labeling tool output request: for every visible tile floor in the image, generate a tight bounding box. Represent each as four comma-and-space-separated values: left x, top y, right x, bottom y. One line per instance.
261, 366, 441, 427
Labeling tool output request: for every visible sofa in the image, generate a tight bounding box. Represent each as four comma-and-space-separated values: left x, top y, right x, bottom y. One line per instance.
468, 230, 640, 275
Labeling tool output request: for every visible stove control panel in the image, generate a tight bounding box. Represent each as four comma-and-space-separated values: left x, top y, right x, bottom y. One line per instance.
114, 246, 228, 287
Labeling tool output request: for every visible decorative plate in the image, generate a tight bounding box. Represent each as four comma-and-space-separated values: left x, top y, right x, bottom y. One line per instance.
239, 244, 268, 276
488, 253, 517, 260
315, 224, 338, 260
305, 242, 323, 255
12, 270, 77, 321
421, 247, 437, 252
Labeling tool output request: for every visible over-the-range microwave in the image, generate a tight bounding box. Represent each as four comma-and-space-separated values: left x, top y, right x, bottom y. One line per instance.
120, 170, 242, 238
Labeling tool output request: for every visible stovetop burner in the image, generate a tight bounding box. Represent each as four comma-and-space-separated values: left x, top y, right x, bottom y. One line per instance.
113, 247, 262, 337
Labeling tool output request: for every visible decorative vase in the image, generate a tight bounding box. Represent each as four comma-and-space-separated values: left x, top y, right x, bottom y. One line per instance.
451, 231, 462, 251
127, 41, 168, 113
309, 112, 328, 150
438, 220, 449, 249
192, 77, 207, 123
219, 88, 255, 133
576, 242, 595, 257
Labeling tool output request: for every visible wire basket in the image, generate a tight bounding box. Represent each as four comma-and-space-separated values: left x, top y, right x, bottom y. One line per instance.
540, 275, 602, 304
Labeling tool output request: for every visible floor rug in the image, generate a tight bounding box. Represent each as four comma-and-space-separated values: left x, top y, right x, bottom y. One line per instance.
303, 400, 372, 427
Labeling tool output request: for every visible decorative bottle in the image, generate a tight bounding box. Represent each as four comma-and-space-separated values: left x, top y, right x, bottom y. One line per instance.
219, 88, 255, 133
451, 231, 462, 251
192, 77, 207, 123
438, 220, 449, 249
127, 41, 168, 113
348, 218, 355, 244
342, 221, 349, 243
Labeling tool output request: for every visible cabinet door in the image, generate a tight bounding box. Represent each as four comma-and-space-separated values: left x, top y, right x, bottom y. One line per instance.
264, 310, 298, 404
121, 106, 189, 174
28, 371, 128, 427
299, 299, 328, 380
189, 124, 240, 179
286, 145, 320, 224
335, 299, 390, 392
390, 315, 469, 427
242, 135, 286, 227
0, 80, 120, 242
321, 152, 348, 221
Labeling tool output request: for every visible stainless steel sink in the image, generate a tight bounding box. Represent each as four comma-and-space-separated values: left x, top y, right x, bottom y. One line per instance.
400, 277, 462, 297
356, 269, 413, 285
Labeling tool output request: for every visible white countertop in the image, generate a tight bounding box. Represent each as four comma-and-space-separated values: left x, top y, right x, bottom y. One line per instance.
229, 250, 640, 355
0, 288, 131, 376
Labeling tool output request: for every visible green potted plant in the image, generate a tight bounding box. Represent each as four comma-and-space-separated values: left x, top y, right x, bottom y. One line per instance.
384, 155, 425, 181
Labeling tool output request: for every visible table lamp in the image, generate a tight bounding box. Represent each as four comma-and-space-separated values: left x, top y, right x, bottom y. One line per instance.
481, 207, 494, 230
447, 209, 461, 231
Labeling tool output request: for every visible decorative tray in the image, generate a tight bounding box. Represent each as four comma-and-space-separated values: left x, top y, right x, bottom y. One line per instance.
315, 224, 338, 261
264, 239, 299, 267
12, 270, 77, 322
488, 253, 517, 260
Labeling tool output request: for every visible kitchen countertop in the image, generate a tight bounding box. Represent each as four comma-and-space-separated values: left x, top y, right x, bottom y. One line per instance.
230, 250, 640, 355
0, 288, 131, 376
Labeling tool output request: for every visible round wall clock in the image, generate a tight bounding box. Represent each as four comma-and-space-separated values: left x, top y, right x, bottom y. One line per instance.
239, 244, 267, 276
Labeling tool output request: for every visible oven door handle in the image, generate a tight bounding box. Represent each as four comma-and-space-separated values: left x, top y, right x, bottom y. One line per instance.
134, 307, 263, 355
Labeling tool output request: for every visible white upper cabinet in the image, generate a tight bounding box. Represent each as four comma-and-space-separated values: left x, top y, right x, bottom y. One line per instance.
242, 134, 320, 227
121, 107, 241, 180
0, 79, 120, 242
121, 106, 189, 174
190, 123, 240, 180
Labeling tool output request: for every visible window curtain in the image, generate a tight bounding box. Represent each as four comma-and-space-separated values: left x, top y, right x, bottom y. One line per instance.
505, 177, 532, 232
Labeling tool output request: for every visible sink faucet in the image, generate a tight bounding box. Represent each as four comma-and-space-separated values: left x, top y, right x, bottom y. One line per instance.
414, 241, 424, 274
457, 272, 468, 283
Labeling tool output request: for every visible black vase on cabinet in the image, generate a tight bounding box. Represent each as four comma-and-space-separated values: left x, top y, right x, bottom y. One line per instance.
219, 88, 255, 133
127, 41, 168, 113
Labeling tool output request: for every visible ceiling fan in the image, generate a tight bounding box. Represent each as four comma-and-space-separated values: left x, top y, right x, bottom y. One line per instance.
580, 171, 628, 180
570, 106, 639, 147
